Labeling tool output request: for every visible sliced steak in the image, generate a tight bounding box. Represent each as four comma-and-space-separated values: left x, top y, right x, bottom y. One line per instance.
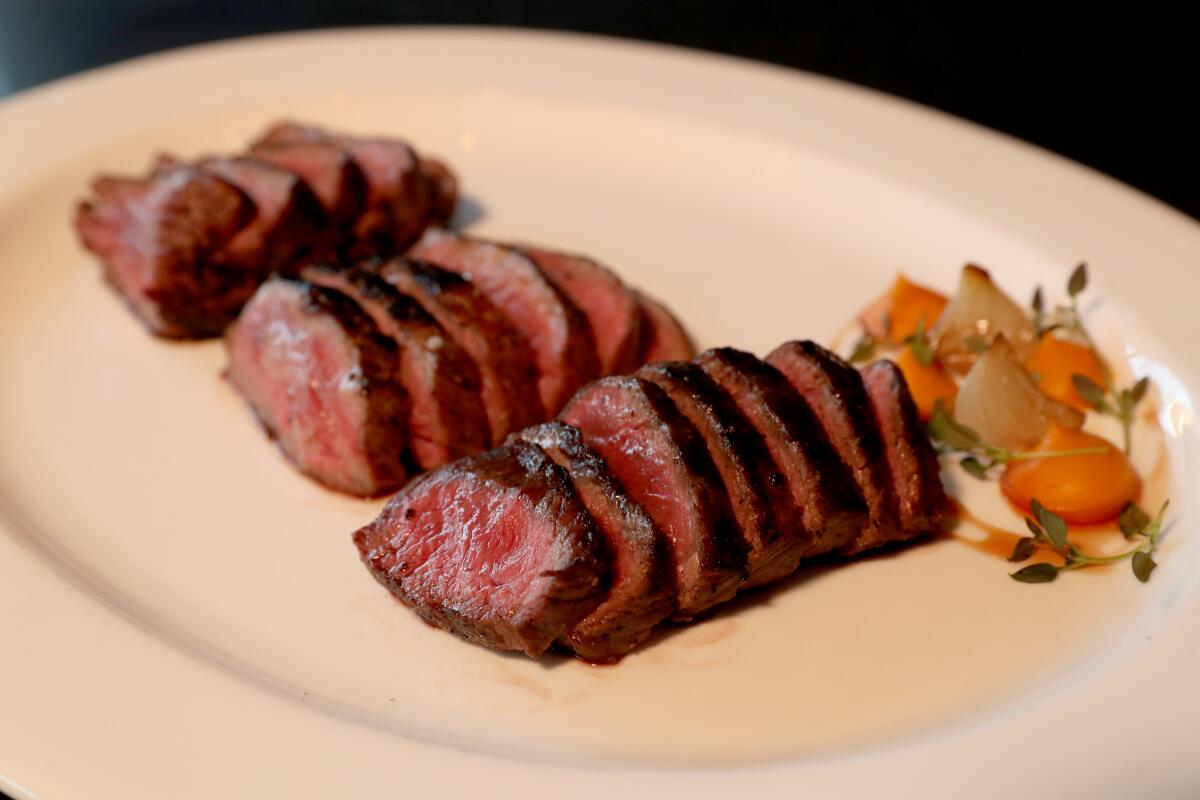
354, 439, 608, 656
302, 263, 490, 470
75, 165, 257, 338
560, 376, 746, 619
411, 229, 600, 414
521, 246, 646, 376
639, 361, 800, 587
513, 423, 673, 662
766, 341, 900, 552
419, 158, 458, 223
637, 291, 697, 363
861, 360, 950, 538
697, 348, 867, 557
225, 278, 409, 496
367, 257, 542, 443
195, 156, 325, 273
249, 139, 368, 231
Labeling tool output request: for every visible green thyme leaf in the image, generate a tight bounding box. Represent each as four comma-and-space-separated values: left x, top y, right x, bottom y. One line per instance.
848, 333, 876, 364
1009, 537, 1038, 563
1132, 551, 1157, 583
960, 456, 989, 479
1071, 373, 1109, 411
927, 403, 983, 452
905, 315, 936, 366
1032, 500, 1069, 549
1067, 262, 1088, 297
964, 334, 988, 354
1011, 563, 1059, 583
1118, 502, 1152, 540
1130, 376, 1151, 402
1025, 516, 1045, 539
1031, 286, 1044, 314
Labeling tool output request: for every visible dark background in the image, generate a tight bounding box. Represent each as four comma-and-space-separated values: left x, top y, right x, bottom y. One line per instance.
0, 1, 1196, 220
0, 4, 1193, 797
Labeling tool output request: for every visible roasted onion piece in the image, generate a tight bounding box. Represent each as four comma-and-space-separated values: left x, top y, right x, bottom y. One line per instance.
932, 264, 1037, 374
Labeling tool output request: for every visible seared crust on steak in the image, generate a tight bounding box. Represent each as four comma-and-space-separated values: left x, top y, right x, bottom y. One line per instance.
637, 291, 697, 363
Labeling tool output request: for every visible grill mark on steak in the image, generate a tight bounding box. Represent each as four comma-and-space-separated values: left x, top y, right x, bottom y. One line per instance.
560, 376, 746, 619
302, 263, 490, 470
637, 291, 697, 364
225, 278, 409, 497
366, 257, 543, 444
861, 360, 951, 538
195, 156, 326, 274
411, 229, 600, 414
353, 439, 608, 656
766, 341, 901, 552
639, 360, 803, 587
74, 164, 258, 338
513, 422, 674, 662
697, 348, 868, 557
520, 246, 647, 377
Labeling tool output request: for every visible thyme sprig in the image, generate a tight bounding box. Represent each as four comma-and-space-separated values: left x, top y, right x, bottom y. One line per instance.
1009, 499, 1170, 583
928, 402, 1109, 479
1031, 262, 1100, 352
902, 314, 935, 366
1071, 374, 1150, 456
847, 332, 876, 364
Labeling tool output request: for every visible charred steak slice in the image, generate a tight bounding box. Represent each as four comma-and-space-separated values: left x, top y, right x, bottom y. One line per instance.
354, 439, 608, 656
195, 156, 325, 273
521, 247, 646, 376
367, 257, 543, 443
637, 291, 697, 363
697, 348, 867, 557
411, 229, 600, 414
861, 360, 950, 537
418, 158, 458, 223
302, 264, 490, 470
226, 278, 409, 496
639, 361, 801, 588
75, 164, 257, 338
513, 423, 673, 662
561, 376, 746, 619
249, 139, 368, 231
766, 341, 901, 552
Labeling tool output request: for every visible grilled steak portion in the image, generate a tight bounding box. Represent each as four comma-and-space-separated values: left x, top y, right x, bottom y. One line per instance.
367, 257, 543, 443
249, 139, 368, 231
698, 348, 867, 556
522, 247, 646, 376
640, 361, 800, 587
226, 278, 409, 496
75, 165, 257, 337
766, 341, 900, 552
861, 360, 950, 537
514, 423, 673, 662
637, 291, 697, 363
302, 263, 489, 470
561, 376, 746, 619
354, 439, 608, 656
197, 156, 325, 272
411, 229, 600, 414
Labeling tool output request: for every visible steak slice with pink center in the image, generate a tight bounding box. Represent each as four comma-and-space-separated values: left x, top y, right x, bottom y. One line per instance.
354, 439, 608, 656
639, 361, 801, 587
366, 257, 542, 444
766, 341, 900, 552
697, 348, 867, 557
520, 246, 647, 376
513, 422, 673, 662
861, 360, 950, 538
561, 376, 746, 619
636, 291, 697, 363
75, 164, 257, 338
302, 264, 490, 470
226, 278, 409, 496
249, 139, 368, 231
411, 229, 600, 414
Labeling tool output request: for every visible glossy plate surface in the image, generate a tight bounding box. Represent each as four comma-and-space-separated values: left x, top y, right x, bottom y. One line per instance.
1, 28, 1197, 799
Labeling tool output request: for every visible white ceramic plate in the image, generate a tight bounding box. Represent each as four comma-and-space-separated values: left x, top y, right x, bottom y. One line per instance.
1, 28, 1198, 800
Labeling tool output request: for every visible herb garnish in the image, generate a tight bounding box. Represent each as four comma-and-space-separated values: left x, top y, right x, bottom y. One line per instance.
1070, 374, 1150, 456
1009, 499, 1170, 583
1031, 263, 1102, 359
928, 401, 1109, 479
847, 332, 876, 364
902, 314, 935, 366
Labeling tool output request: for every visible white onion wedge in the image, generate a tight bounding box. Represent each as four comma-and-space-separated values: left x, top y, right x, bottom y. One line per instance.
932, 264, 1037, 374
955, 337, 1083, 449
